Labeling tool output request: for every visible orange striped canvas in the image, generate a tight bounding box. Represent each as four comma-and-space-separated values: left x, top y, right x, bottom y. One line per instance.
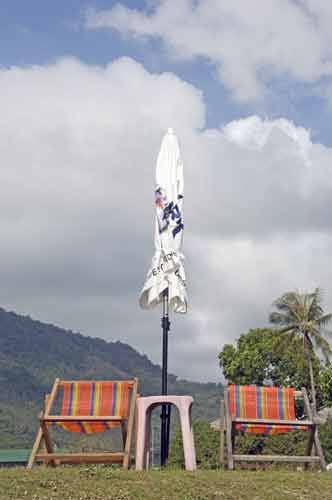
56, 382, 129, 433
228, 385, 308, 435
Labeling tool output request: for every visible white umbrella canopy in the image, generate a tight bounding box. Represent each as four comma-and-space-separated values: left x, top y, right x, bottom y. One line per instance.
139, 128, 187, 313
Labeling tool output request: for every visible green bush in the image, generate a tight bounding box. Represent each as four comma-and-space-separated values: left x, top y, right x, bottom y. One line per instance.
169, 418, 332, 469
169, 421, 219, 469
318, 417, 332, 464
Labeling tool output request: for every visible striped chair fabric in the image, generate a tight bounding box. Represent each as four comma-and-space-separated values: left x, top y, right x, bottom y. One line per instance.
56, 381, 130, 433
228, 385, 308, 435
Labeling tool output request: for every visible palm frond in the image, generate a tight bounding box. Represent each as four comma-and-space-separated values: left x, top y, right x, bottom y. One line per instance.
310, 328, 332, 357
273, 292, 298, 311
316, 313, 332, 330
269, 312, 293, 326
308, 288, 324, 320
277, 326, 298, 336
270, 293, 302, 324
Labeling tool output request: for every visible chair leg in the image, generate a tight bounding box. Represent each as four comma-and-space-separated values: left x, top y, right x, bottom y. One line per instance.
134, 394, 139, 463
304, 426, 315, 470
219, 399, 225, 468
144, 408, 152, 469
27, 394, 51, 470
121, 422, 128, 449
123, 383, 138, 470
224, 393, 234, 470
27, 425, 44, 470
314, 428, 327, 471
178, 401, 196, 471
40, 422, 56, 467
302, 387, 326, 471
135, 401, 148, 471
226, 427, 234, 470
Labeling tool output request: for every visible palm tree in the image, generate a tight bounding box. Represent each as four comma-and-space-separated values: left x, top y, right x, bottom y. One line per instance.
269, 288, 332, 414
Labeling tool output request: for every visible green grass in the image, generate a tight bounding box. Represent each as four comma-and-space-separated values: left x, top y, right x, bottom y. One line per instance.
1, 466, 332, 500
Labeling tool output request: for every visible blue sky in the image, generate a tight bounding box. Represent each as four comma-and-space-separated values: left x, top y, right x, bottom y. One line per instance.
2, 1, 332, 381
1, 0, 331, 144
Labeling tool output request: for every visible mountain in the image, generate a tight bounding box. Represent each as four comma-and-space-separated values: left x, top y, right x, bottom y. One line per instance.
0, 307, 222, 447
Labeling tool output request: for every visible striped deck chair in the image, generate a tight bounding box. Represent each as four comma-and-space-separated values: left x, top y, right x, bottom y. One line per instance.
27, 378, 138, 470
219, 385, 326, 470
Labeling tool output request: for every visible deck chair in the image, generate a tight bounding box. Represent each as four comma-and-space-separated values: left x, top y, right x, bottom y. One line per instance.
27, 377, 138, 470
220, 385, 326, 470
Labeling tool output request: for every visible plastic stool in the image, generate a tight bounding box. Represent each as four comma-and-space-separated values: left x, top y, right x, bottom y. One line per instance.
135, 395, 196, 471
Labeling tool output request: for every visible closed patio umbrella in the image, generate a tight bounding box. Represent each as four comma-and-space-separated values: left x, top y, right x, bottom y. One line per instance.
139, 127, 187, 465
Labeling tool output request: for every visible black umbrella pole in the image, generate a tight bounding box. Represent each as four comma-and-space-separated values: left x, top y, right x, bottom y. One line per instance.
160, 288, 170, 466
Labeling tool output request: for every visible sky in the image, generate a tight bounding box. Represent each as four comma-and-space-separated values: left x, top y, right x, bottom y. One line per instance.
1, 0, 332, 382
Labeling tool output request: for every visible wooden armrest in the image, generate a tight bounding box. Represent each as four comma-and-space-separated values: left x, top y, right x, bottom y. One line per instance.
59, 379, 137, 386
232, 417, 313, 426
42, 416, 125, 422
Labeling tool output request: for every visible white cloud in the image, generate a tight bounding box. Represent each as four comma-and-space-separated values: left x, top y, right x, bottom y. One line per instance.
223, 116, 312, 162
86, 0, 332, 102
1, 56, 332, 381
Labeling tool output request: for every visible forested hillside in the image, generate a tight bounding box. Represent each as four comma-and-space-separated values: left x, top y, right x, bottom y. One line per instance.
0, 307, 222, 447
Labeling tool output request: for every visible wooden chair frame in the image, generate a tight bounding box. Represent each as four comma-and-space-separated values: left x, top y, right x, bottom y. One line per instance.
220, 386, 326, 471
27, 377, 138, 470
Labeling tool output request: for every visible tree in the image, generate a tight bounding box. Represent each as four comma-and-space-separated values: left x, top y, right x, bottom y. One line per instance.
269, 288, 332, 414
219, 328, 320, 391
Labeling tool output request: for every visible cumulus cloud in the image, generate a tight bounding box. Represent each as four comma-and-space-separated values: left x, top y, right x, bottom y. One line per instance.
1, 56, 332, 381
85, 0, 332, 102
223, 116, 312, 161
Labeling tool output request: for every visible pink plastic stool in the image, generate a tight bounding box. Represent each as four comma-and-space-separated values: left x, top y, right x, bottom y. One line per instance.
135, 395, 196, 471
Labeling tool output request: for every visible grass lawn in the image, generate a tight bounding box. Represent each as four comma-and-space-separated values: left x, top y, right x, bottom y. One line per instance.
0, 467, 332, 500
